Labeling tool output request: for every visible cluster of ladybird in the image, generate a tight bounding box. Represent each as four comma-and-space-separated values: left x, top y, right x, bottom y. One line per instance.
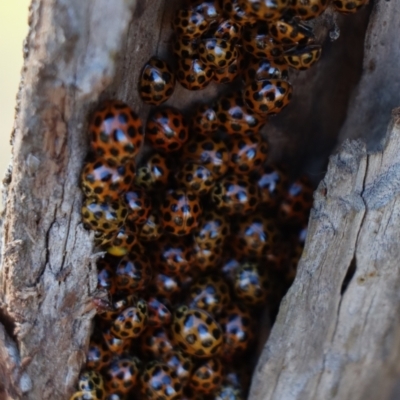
71, 0, 368, 399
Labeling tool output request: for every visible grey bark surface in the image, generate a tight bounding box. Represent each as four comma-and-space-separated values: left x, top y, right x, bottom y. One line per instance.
250, 1, 400, 399
0, 0, 139, 398
0, 0, 399, 399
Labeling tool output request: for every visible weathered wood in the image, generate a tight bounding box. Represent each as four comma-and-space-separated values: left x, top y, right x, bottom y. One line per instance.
0, 1, 138, 398
339, 1, 400, 150
250, 1, 400, 398
251, 110, 400, 400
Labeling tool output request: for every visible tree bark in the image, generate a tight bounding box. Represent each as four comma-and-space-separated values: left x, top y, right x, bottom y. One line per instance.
0, 1, 138, 398
0, 0, 399, 399
251, 1, 400, 399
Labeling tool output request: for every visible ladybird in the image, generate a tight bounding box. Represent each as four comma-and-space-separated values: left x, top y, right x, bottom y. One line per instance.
171, 305, 223, 358
139, 57, 175, 106
86, 335, 113, 371
229, 135, 269, 176
176, 163, 215, 196
224, 365, 252, 392
160, 189, 201, 235
172, 35, 199, 59
153, 235, 195, 276
242, 22, 284, 59
189, 358, 224, 394
198, 38, 238, 70
233, 262, 272, 306
149, 272, 183, 301
82, 197, 127, 233
283, 45, 322, 70
193, 242, 224, 272
115, 253, 153, 293
162, 350, 194, 385
214, 91, 266, 136
187, 275, 231, 316
103, 356, 141, 394
139, 210, 164, 241
213, 59, 240, 84
110, 299, 148, 339
97, 258, 116, 295
146, 107, 189, 152
124, 188, 152, 226
332, 0, 368, 14
147, 296, 172, 327
90, 296, 113, 316
69, 391, 105, 400
190, 104, 218, 135
97, 294, 137, 322
81, 159, 135, 203
140, 326, 175, 358
89, 100, 144, 165
69, 392, 100, 400
255, 163, 289, 208
213, 19, 242, 45
221, 257, 241, 284
176, 58, 214, 91
140, 361, 182, 400
172, 9, 210, 39
241, 57, 289, 84
135, 153, 174, 190
102, 326, 132, 356
288, 0, 330, 18
211, 174, 260, 215
105, 394, 125, 400
192, 0, 220, 21
78, 371, 105, 396
182, 135, 230, 179
268, 20, 313, 44
97, 225, 142, 257
219, 302, 255, 359
193, 209, 230, 250
279, 176, 313, 225
216, 0, 256, 25
243, 79, 293, 116
232, 214, 281, 259
215, 385, 245, 400
239, 0, 289, 21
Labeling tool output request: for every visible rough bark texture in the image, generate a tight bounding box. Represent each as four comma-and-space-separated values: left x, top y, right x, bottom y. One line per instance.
250, 1, 400, 399
250, 114, 400, 400
0, 0, 399, 399
0, 1, 137, 398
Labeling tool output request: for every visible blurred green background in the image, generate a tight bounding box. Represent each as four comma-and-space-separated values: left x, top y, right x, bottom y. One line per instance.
0, 1, 30, 199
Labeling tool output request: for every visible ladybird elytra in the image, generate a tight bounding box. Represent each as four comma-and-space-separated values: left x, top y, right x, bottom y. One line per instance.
146, 107, 189, 152
139, 57, 175, 105
160, 189, 202, 236
172, 305, 223, 358
243, 78, 293, 116
89, 100, 144, 165
177, 57, 215, 91
198, 38, 238, 70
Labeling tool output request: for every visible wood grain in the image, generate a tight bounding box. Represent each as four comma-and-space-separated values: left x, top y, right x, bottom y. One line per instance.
251, 109, 400, 400
0, 0, 138, 398
250, 1, 400, 398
